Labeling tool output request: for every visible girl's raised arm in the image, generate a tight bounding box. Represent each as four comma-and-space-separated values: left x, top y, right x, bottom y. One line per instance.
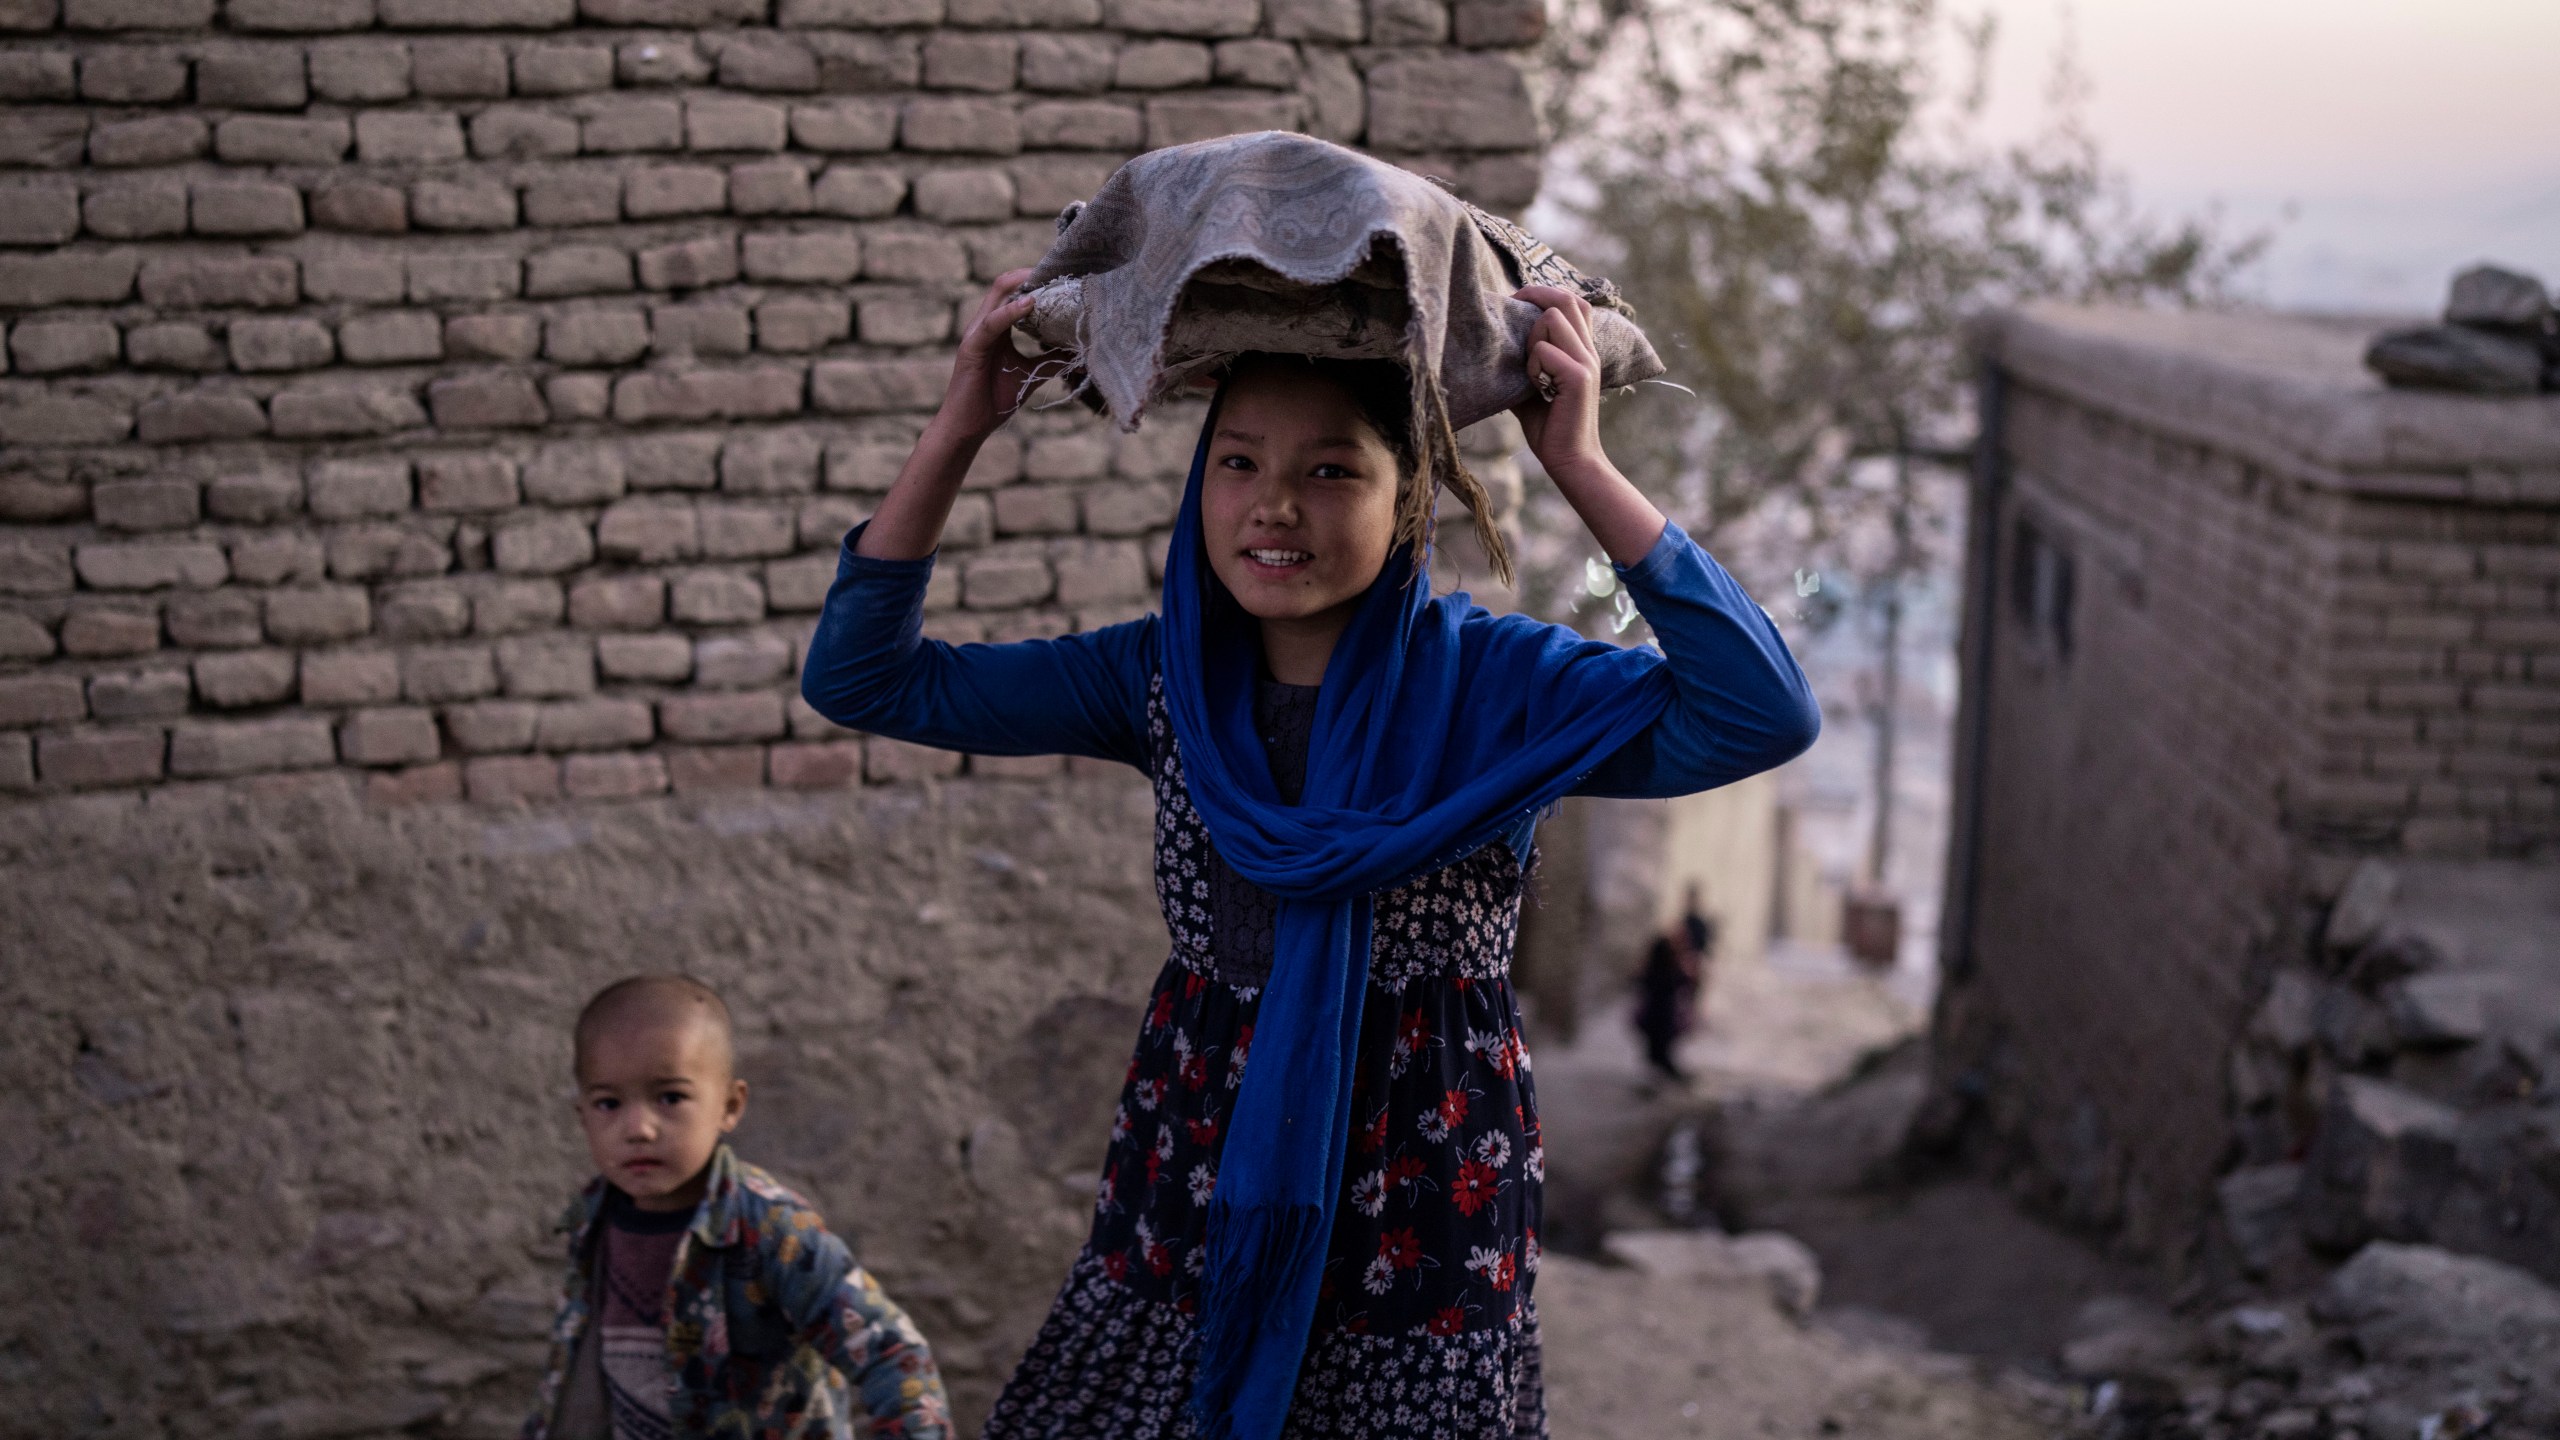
801, 274, 1157, 769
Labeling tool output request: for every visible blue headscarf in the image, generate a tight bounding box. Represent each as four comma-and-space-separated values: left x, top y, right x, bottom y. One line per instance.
1166, 394, 1677, 1440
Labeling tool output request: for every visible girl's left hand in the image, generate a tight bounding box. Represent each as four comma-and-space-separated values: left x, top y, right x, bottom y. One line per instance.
1511, 284, 1609, 486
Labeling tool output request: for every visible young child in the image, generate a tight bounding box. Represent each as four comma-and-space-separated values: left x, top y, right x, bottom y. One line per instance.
524, 975, 951, 1440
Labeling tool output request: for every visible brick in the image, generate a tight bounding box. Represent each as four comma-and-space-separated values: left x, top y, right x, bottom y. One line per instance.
515, 42, 612, 94
665, 744, 763, 791
812, 165, 905, 218
925, 32, 1018, 90
636, 235, 740, 291
1018, 33, 1116, 91
616, 34, 711, 86
309, 39, 412, 100
339, 310, 444, 366
9, 318, 118, 373
446, 313, 541, 361
0, 252, 134, 309
545, 308, 651, 366
1145, 92, 1302, 148
1052, 537, 1147, 605
417, 454, 520, 513
140, 255, 298, 308
87, 667, 190, 720
701, 504, 798, 559
193, 648, 298, 708
902, 96, 1021, 154
308, 457, 413, 520
166, 589, 265, 648
913, 167, 1015, 222
756, 296, 852, 352
596, 499, 700, 563
59, 606, 160, 655
471, 106, 582, 160
715, 430, 821, 496
522, 170, 622, 228
0, 393, 133, 447
1020, 99, 1141, 150
401, 644, 496, 702
0, 476, 85, 523
37, 728, 165, 787
364, 760, 462, 805
442, 698, 535, 751
560, 750, 667, 798
496, 633, 595, 697
694, 631, 793, 688
464, 754, 560, 803
0, 181, 76, 246
0, 51, 73, 101
265, 586, 374, 645
229, 316, 336, 372
1368, 0, 1443, 42
0, 108, 85, 168
582, 98, 684, 153
492, 513, 595, 575
533, 697, 651, 752
996, 485, 1079, 535
128, 322, 225, 372
610, 364, 804, 423
77, 541, 226, 591
0, 613, 55, 661
473, 578, 563, 635
790, 99, 897, 153
729, 159, 813, 215
228, 0, 379, 26
1106, 0, 1254, 32
338, 706, 440, 766
93, 478, 199, 531
90, 115, 205, 169
412, 177, 519, 231
856, 293, 955, 347
310, 180, 410, 234
867, 734, 960, 781
1214, 37, 1298, 85
1115, 38, 1208, 87
764, 552, 838, 611
428, 372, 548, 429
0, 673, 86, 728
742, 232, 861, 285
382, 0, 570, 27
83, 181, 188, 240
357, 111, 466, 164
597, 631, 691, 681
797, 494, 869, 547
812, 356, 948, 414
779, 0, 940, 20
197, 46, 306, 107
1028, 430, 1112, 482
216, 115, 348, 165
407, 38, 512, 91
325, 522, 451, 580
229, 532, 324, 585
1452, 0, 1540, 45
624, 432, 725, 490
625, 164, 727, 218
583, 0, 764, 18
822, 433, 909, 492
688, 97, 788, 152
962, 548, 1054, 607
660, 690, 785, 744
765, 739, 857, 787
1366, 54, 1537, 150
571, 575, 666, 630
669, 569, 765, 623
517, 446, 623, 507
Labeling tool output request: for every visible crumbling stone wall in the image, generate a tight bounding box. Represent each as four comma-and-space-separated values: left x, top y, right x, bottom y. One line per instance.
1931, 306, 2560, 1273
0, 1, 1548, 1434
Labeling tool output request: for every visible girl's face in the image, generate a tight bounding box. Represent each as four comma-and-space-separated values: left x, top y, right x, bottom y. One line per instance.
1202, 365, 1404, 635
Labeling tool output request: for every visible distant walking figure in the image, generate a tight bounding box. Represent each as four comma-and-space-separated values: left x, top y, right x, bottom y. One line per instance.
1634, 885, 1713, 1083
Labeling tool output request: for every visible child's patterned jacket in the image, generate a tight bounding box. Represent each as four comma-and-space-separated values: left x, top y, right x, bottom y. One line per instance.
522, 1145, 952, 1440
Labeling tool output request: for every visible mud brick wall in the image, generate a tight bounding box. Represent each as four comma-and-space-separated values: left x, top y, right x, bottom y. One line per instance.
0, 4, 1548, 1436
1932, 306, 2560, 1272
0, 0, 1545, 802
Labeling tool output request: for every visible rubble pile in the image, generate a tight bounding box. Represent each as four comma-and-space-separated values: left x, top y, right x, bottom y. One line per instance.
2365, 264, 2560, 394
2217, 860, 2560, 1290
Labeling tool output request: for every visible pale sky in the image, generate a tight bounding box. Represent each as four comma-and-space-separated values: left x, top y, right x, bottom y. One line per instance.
1965, 0, 2560, 312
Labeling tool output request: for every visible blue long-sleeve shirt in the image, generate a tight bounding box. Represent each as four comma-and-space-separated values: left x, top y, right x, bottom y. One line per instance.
803, 520, 1818, 815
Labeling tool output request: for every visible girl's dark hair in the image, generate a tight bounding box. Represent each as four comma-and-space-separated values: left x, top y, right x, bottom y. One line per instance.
1221, 352, 1512, 585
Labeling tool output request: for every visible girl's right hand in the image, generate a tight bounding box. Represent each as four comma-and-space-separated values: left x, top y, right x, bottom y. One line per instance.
933, 270, 1063, 443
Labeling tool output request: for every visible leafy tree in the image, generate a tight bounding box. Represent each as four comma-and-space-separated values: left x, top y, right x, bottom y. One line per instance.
1525, 0, 2263, 887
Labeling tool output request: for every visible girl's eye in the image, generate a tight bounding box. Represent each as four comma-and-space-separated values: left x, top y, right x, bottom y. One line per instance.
1311, 464, 1356, 480
1217, 454, 1254, 472
593, 1098, 618, 1113
659, 1092, 688, 1107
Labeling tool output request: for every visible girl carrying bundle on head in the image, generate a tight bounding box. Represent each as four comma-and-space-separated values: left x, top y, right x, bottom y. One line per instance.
803, 241, 1818, 1437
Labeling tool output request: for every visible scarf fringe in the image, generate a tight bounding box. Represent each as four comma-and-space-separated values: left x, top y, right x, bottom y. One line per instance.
1191, 1196, 1332, 1440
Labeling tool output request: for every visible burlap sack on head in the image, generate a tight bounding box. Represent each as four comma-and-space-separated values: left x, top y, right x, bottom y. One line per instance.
1016, 131, 1666, 581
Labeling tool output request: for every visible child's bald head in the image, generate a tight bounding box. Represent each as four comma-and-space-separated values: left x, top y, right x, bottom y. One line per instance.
575, 974, 735, 1086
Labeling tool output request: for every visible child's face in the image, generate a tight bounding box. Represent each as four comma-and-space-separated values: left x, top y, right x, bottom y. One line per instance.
1202, 367, 1402, 634
575, 1018, 747, 1212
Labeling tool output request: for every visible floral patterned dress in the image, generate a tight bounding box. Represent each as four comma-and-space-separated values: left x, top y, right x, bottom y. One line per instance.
983, 674, 1548, 1440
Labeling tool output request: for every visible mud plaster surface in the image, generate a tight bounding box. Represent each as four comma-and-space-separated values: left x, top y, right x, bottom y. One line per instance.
0, 772, 1166, 1440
